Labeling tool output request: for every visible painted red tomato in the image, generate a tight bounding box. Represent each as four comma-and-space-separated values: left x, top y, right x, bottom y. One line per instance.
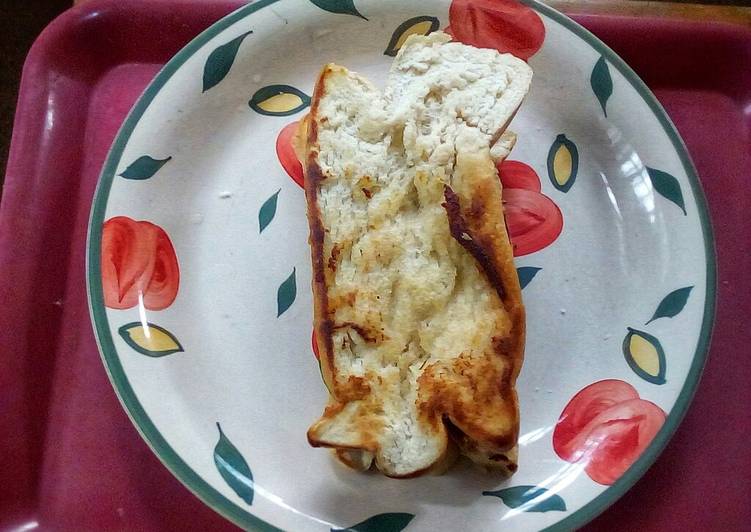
554, 379, 640, 462
448, 0, 546, 61
101, 216, 180, 311
276, 121, 304, 188
502, 188, 563, 257
553, 380, 666, 485
498, 160, 541, 192
312, 329, 320, 360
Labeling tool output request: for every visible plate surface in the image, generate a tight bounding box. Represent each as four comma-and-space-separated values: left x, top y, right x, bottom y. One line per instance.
87, 1, 714, 530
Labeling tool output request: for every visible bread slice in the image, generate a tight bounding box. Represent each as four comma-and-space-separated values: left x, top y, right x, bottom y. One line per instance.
302, 32, 530, 477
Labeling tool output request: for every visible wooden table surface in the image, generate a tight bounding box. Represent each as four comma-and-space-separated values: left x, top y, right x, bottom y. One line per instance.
549, 0, 751, 24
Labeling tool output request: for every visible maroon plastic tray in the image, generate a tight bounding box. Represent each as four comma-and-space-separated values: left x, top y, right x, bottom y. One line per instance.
2, 1, 750, 530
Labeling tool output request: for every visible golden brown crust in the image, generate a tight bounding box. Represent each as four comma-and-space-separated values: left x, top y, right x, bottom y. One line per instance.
442, 185, 506, 300
303, 66, 336, 395
439, 145, 526, 462
305, 160, 336, 391
448, 146, 526, 381
303, 64, 525, 477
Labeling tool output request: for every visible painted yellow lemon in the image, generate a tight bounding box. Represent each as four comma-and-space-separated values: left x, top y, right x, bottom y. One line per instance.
118, 322, 183, 357
249, 85, 310, 116
547, 134, 579, 192
622, 327, 666, 384
384, 16, 440, 57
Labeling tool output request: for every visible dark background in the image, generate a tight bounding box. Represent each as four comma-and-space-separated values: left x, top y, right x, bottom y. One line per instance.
1, 0, 71, 177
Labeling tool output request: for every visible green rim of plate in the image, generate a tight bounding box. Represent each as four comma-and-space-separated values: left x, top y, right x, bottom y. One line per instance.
86, 1, 716, 530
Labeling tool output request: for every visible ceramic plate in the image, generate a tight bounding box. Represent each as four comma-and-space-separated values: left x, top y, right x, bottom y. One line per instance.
87, 1, 714, 530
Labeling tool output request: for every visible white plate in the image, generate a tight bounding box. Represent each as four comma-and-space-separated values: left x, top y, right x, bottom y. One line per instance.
88, 1, 714, 530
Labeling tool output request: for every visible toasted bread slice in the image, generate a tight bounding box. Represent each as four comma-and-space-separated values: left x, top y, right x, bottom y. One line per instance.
303, 32, 530, 477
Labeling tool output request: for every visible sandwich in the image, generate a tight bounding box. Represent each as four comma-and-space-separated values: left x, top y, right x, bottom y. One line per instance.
298, 31, 531, 477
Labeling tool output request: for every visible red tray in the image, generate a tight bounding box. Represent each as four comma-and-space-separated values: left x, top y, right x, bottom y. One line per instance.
2, 1, 750, 530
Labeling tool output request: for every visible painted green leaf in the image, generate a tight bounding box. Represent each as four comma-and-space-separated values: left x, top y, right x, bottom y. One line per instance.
547, 134, 579, 193
249, 85, 311, 117
623, 327, 667, 385
310, 0, 368, 20
483, 485, 566, 513
277, 268, 297, 317
646, 167, 686, 215
119, 155, 171, 180
202, 31, 253, 92
516, 267, 541, 290
259, 189, 281, 233
590, 56, 612, 116
118, 322, 184, 357
332, 513, 415, 532
646, 286, 694, 325
384, 16, 440, 56
214, 423, 254, 505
